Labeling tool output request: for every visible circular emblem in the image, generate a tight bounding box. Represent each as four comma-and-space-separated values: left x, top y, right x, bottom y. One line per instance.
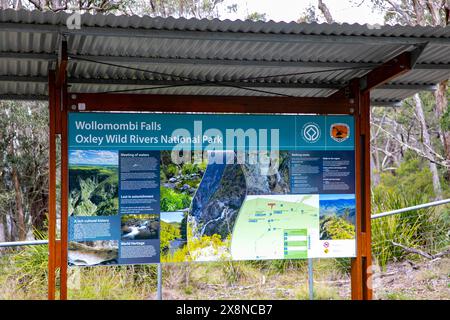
330, 123, 350, 143
323, 241, 330, 248
302, 122, 321, 143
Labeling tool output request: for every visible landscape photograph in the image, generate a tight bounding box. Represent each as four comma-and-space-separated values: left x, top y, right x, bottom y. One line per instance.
160, 211, 187, 262
121, 214, 159, 240
319, 194, 356, 240
160, 150, 295, 262
68, 240, 119, 267
68, 150, 119, 217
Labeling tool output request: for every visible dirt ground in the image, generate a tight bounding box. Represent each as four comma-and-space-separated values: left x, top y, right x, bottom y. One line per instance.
155, 258, 450, 300
372, 257, 450, 300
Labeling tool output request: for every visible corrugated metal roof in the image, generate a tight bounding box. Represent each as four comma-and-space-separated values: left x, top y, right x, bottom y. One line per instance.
0, 9, 449, 105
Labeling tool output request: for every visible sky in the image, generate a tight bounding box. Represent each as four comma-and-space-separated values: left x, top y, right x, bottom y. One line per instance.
319, 194, 356, 201
219, 0, 385, 24
69, 150, 119, 166
161, 211, 185, 223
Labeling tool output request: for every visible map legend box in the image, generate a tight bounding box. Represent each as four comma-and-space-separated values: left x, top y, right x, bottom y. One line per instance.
284, 229, 308, 259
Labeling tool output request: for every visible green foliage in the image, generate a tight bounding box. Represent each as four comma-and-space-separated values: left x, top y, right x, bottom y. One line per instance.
260, 259, 307, 275
440, 107, 450, 131
375, 156, 435, 198
372, 187, 448, 268
164, 163, 179, 178
0, 101, 50, 235
320, 215, 355, 240
179, 179, 200, 188
67, 264, 157, 300
122, 213, 158, 223
333, 258, 351, 275
295, 283, 341, 300
371, 153, 450, 268
180, 211, 188, 240
139, 0, 226, 19
96, 198, 119, 216
181, 162, 200, 175
6, 230, 48, 290
197, 160, 207, 172
188, 233, 227, 256
163, 225, 233, 262
220, 261, 258, 284
160, 220, 181, 252
160, 169, 167, 182
69, 166, 119, 216
162, 245, 190, 263
246, 12, 267, 21
384, 292, 413, 300
160, 187, 191, 211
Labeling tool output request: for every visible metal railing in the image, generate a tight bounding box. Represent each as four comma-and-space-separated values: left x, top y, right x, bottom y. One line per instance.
0, 240, 48, 248
371, 198, 450, 219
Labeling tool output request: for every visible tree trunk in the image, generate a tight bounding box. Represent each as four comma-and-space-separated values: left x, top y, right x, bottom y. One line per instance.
370, 151, 381, 186
14, 0, 23, 10
445, 0, 450, 25
434, 80, 450, 181
413, 0, 426, 25
0, 0, 8, 9
413, 94, 442, 199
8, 128, 27, 241
370, 109, 382, 186
318, 0, 333, 23
0, 213, 6, 242
426, 0, 443, 25
11, 163, 26, 240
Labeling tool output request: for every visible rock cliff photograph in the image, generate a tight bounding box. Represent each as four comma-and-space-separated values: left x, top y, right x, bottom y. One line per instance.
68, 150, 119, 217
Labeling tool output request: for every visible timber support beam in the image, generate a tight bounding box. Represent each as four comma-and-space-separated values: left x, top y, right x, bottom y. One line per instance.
68, 93, 355, 115
47, 37, 69, 300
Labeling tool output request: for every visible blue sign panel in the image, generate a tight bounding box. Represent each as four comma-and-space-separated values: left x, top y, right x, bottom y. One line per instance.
67, 112, 356, 266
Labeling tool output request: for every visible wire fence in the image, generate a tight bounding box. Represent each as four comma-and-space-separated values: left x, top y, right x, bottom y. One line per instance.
0, 199, 449, 300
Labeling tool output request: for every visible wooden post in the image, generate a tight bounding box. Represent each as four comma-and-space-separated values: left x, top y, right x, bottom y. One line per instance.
361, 90, 373, 300
47, 70, 57, 300
351, 82, 373, 300
59, 78, 69, 300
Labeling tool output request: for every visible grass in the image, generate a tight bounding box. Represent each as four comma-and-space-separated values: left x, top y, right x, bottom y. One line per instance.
2, 251, 450, 300
0, 249, 346, 300
295, 283, 341, 300
371, 189, 449, 268
384, 292, 413, 300
68, 266, 157, 300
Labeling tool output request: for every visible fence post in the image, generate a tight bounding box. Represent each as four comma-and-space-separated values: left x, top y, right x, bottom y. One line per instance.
157, 263, 162, 300
308, 258, 314, 300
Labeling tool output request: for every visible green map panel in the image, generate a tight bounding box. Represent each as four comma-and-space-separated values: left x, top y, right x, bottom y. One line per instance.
231, 195, 319, 260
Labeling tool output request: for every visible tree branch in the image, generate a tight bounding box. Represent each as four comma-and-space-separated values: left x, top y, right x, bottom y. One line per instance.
391, 241, 450, 259
318, 0, 333, 23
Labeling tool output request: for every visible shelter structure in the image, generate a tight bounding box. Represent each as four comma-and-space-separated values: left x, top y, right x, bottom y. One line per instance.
0, 8, 449, 300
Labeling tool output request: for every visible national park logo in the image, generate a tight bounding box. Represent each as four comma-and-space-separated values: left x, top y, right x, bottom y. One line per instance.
330, 123, 350, 143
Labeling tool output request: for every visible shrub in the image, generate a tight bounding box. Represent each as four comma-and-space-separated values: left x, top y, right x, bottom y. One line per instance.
372, 188, 448, 268
160, 187, 191, 211
164, 164, 179, 178
181, 163, 199, 175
